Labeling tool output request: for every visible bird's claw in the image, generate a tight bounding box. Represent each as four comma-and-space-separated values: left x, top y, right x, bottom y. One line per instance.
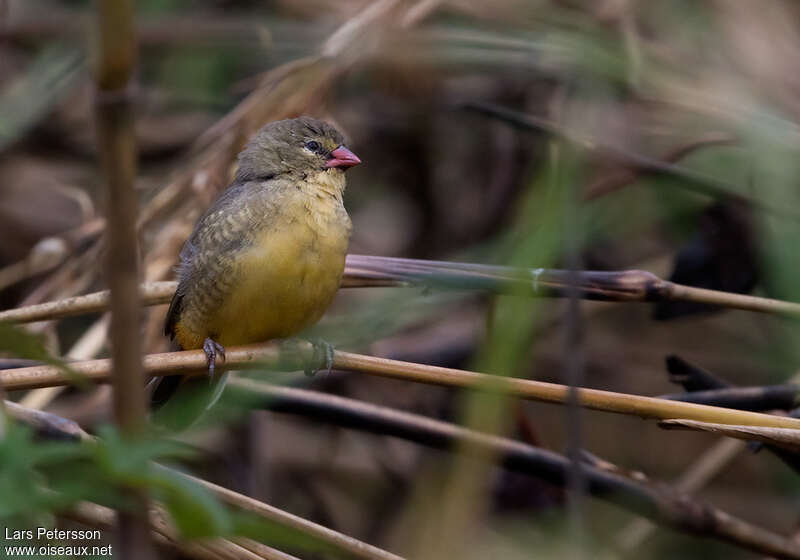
305, 339, 334, 377
203, 337, 226, 382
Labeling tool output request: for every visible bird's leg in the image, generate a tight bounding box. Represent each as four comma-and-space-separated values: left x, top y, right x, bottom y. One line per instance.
305, 338, 335, 377
203, 337, 226, 382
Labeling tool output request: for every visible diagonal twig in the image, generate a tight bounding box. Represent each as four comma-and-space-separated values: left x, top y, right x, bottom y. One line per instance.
5, 398, 403, 560
11, 385, 800, 560
462, 101, 799, 220
223, 378, 800, 560
64, 500, 300, 560
583, 132, 738, 200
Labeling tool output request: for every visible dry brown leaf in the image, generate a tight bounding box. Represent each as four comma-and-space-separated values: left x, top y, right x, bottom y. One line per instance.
660, 419, 800, 452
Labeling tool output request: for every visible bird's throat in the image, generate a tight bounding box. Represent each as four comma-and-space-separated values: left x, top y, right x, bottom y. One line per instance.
307, 169, 347, 201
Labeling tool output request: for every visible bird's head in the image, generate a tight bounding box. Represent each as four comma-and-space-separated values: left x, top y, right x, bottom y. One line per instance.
236, 117, 361, 182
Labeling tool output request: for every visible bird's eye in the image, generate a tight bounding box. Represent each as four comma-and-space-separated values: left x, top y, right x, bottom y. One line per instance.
305, 141, 320, 153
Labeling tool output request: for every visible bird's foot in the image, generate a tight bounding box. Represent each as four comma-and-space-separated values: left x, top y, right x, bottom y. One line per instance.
305, 338, 335, 377
203, 337, 226, 382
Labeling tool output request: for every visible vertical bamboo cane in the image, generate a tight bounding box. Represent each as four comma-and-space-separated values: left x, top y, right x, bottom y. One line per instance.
93, 1, 154, 557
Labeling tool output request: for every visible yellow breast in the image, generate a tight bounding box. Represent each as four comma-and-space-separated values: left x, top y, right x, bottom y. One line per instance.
175, 171, 351, 349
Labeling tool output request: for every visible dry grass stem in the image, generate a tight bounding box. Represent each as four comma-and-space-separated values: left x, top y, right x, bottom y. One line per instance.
464, 102, 798, 220
65, 500, 292, 560
3, 256, 799, 325
4, 400, 92, 441
14, 386, 800, 560
4, 343, 800, 433
659, 419, 800, 451
168, 468, 406, 560
6, 399, 392, 560
93, 0, 153, 555
19, 313, 110, 410
616, 437, 745, 550
226, 378, 800, 560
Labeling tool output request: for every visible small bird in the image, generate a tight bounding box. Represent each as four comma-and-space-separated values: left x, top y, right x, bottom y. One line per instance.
152, 117, 360, 409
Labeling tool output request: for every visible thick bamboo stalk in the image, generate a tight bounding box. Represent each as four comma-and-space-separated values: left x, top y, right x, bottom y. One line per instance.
2, 256, 799, 324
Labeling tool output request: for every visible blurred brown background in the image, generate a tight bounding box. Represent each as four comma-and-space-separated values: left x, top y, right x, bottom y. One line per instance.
3, 1, 800, 558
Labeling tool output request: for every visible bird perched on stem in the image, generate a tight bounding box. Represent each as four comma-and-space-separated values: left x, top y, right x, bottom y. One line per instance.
152, 117, 360, 414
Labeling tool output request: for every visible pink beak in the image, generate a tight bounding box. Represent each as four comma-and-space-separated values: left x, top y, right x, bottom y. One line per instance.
326, 146, 361, 169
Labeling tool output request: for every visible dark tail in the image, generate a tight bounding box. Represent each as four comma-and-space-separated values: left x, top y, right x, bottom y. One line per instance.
148, 337, 185, 410
148, 374, 184, 409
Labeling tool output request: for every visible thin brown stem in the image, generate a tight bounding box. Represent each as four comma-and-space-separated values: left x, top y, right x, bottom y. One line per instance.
234, 539, 301, 560
583, 133, 738, 200
4, 400, 92, 441
164, 467, 405, 560
225, 378, 800, 560
65, 500, 294, 560
4, 343, 800, 433
17, 386, 800, 560
2, 256, 799, 325
0, 282, 173, 323
6, 398, 399, 560
94, 0, 153, 557
462, 101, 798, 220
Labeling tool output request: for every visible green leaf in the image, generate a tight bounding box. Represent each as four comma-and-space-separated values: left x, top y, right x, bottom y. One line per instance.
91, 426, 196, 486
153, 471, 231, 539
0, 424, 93, 522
